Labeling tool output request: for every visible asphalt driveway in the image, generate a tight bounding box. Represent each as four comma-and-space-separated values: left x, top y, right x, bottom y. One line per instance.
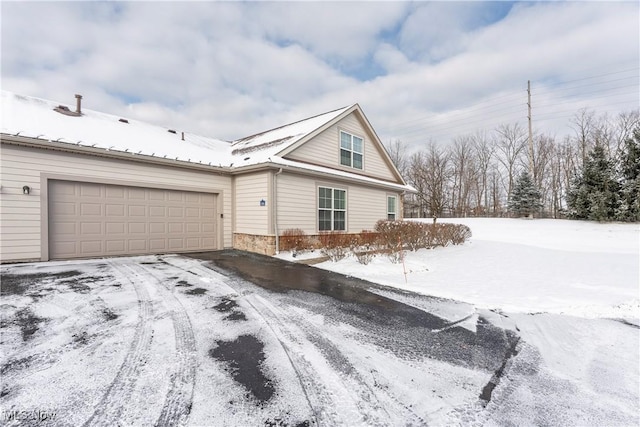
1, 251, 520, 426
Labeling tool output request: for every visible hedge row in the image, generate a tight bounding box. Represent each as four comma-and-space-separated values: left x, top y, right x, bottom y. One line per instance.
279, 220, 472, 263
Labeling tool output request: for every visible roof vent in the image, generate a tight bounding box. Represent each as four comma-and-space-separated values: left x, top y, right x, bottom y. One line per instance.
119, 118, 129, 124
167, 129, 176, 134
53, 94, 83, 117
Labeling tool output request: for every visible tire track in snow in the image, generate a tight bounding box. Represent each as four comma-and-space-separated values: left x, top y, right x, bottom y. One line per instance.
83, 260, 154, 427
162, 256, 424, 425
136, 262, 197, 427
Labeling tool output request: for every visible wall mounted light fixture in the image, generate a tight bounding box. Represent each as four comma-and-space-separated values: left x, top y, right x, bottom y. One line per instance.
23, 185, 30, 195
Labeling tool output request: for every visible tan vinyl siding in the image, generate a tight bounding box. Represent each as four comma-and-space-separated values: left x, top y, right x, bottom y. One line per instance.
233, 172, 270, 235
285, 112, 397, 182
275, 173, 317, 234
0, 144, 232, 262
275, 172, 401, 235
348, 187, 399, 232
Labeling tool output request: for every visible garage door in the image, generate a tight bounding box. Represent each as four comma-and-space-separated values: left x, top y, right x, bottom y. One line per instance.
49, 180, 217, 259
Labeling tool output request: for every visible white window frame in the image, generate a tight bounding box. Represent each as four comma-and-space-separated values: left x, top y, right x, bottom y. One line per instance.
318, 186, 347, 231
387, 195, 397, 220
339, 130, 364, 170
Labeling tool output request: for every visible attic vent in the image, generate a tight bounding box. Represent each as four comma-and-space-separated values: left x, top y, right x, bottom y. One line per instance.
53, 94, 83, 117
119, 118, 129, 124
167, 129, 177, 134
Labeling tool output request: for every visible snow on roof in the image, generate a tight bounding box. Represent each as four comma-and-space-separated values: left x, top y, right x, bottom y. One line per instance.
0, 91, 414, 191
230, 105, 352, 155
1, 91, 234, 167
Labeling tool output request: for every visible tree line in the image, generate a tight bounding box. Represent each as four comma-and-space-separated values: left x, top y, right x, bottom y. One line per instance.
387, 108, 640, 221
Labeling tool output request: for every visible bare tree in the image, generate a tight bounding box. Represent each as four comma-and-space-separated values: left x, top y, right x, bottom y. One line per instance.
450, 135, 476, 217
494, 123, 527, 206
384, 138, 409, 178
571, 108, 596, 168
472, 131, 494, 215
424, 142, 451, 219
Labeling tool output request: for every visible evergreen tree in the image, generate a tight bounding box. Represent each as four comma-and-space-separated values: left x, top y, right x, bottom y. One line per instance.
567, 144, 620, 221
508, 171, 542, 217
617, 127, 640, 221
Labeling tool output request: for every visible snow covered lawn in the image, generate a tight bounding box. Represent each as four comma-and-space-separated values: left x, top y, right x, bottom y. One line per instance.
298, 218, 640, 424
307, 218, 639, 320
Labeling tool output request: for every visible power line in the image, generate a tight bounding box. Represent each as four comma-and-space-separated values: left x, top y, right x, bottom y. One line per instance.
379, 66, 639, 145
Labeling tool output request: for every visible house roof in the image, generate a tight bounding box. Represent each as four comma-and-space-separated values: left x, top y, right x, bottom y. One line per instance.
1, 91, 414, 191
231, 105, 352, 156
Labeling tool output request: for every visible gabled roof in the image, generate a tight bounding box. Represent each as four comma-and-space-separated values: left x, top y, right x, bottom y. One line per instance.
1, 91, 413, 191
231, 105, 352, 156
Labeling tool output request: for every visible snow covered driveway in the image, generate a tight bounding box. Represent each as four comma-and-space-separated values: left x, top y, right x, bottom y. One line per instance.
3, 252, 516, 426
1, 249, 637, 426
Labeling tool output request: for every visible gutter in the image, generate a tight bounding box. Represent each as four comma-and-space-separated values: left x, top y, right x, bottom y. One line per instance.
273, 168, 283, 254
1, 133, 231, 174
231, 161, 416, 193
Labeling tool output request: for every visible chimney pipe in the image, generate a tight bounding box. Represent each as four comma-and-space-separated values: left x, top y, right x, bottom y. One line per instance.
75, 94, 82, 114
181, 132, 185, 141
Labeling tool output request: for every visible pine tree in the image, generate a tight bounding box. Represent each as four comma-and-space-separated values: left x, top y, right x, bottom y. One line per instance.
508, 171, 542, 217
567, 144, 620, 221
617, 127, 640, 221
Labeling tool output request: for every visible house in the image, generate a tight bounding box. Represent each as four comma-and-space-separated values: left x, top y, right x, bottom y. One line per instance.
0, 91, 413, 263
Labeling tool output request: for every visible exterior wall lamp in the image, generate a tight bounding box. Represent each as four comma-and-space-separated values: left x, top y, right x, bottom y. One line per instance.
23, 185, 30, 195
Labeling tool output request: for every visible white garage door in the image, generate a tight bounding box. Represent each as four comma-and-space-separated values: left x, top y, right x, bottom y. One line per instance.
49, 180, 217, 259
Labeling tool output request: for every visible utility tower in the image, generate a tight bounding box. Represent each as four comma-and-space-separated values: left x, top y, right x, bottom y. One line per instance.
527, 80, 534, 180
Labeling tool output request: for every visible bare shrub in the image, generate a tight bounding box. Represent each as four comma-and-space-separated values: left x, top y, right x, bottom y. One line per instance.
319, 231, 350, 262
354, 250, 375, 265
375, 220, 472, 251
280, 228, 310, 252
374, 220, 404, 249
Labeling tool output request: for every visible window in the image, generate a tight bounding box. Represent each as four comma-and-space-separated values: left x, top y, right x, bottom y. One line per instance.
318, 187, 346, 231
340, 131, 363, 169
387, 195, 397, 220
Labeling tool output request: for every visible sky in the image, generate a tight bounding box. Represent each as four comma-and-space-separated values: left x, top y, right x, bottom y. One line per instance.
1, 1, 638, 152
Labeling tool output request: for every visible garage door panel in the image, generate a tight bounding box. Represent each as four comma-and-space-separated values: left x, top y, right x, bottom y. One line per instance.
80, 222, 102, 235
80, 203, 102, 216
128, 205, 146, 216
52, 241, 76, 257
52, 222, 77, 235
105, 186, 125, 198
52, 202, 76, 215
149, 239, 167, 250
80, 184, 101, 197
106, 222, 126, 234
168, 238, 184, 249
149, 206, 165, 217
128, 188, 146, 200
186, 238, 201, 248
105, 240, 125, 252
49, 180, 217, 259
148, 190, 165, 201
128, 222, 147, 234
168, 223, 184, 233
81, 241, 102, 253
186, 207, 199, 218
168, 207, 184, 217
106, 204, 125, 216
168, 192, 183, 202
149, 223, 166, 234
128, 239, 147, 251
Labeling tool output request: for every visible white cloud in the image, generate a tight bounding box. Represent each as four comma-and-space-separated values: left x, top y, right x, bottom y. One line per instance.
1, 1, 637, 150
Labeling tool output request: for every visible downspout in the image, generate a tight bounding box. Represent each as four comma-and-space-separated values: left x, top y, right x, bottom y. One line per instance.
274, 168, 283, 253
